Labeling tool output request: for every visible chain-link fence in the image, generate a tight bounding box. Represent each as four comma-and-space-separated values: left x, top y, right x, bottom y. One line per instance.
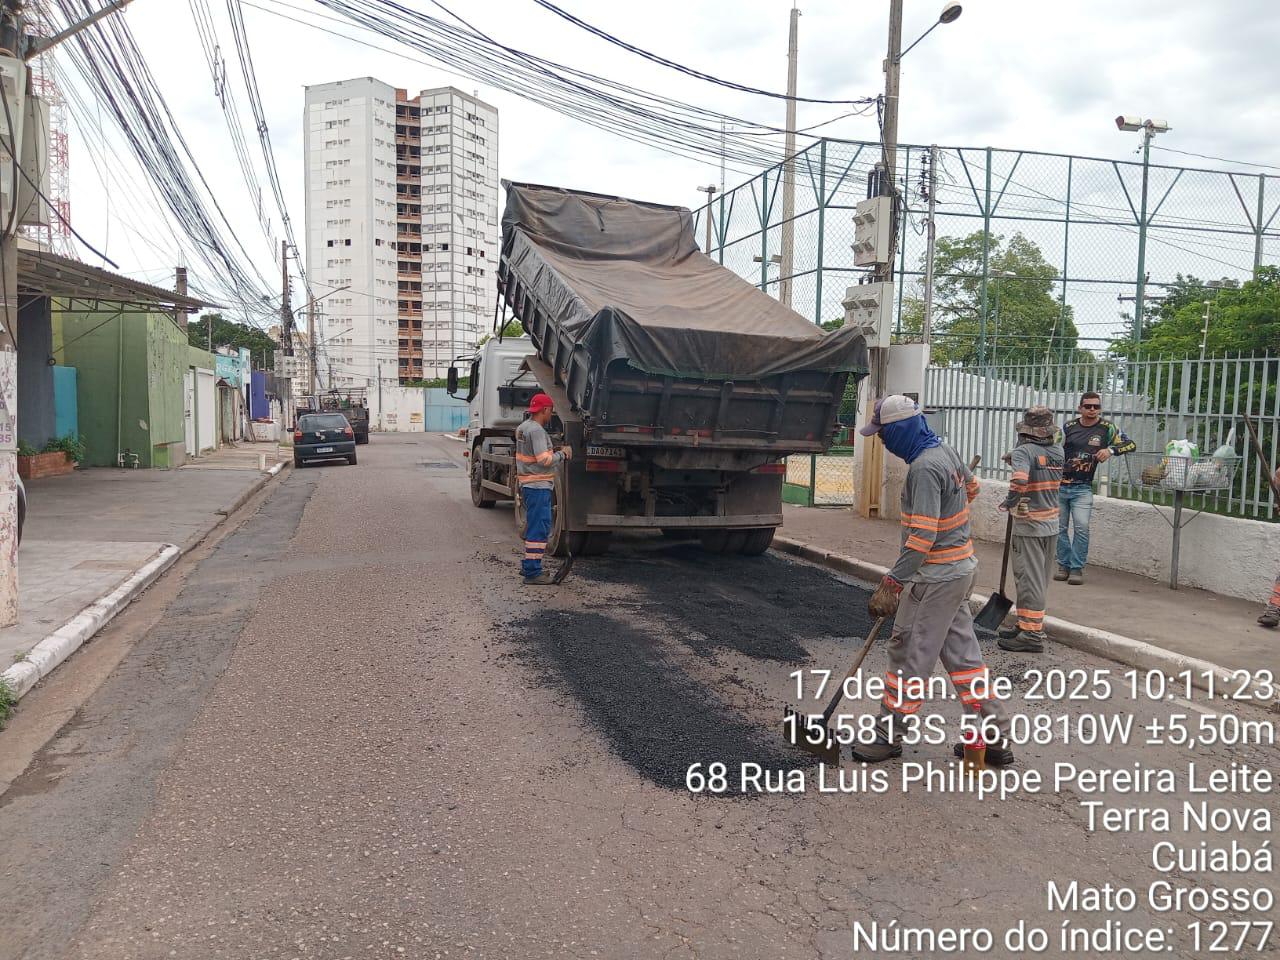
783, 447, 856, 506
694, 138, 1280, 352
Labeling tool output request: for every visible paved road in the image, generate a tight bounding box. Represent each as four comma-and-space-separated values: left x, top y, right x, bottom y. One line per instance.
1, 433, 1275, 959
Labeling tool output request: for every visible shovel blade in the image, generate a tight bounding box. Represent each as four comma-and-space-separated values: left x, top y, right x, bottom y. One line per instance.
783, 705, 841, 765
974, 592, 1013, 632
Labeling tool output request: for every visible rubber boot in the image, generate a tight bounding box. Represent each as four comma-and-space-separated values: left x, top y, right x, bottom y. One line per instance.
953, 739, 1016, 767
999, 630, 1045, 653
1259, 607, 1280, 629
850, 717, 902, 764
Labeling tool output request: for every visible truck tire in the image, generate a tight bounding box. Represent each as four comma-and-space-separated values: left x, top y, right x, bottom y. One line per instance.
470, 457, 497, 508
738, 527, 776, 556
699, 530, 747, 554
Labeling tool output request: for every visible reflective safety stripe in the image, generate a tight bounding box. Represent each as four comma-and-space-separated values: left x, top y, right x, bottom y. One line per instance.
905, 534, 933, 553
535, 450, 555, 466
518, 473, 556, 484
1024, 507, 1059, 520
965, 477, 980, 502
882, 693, 923, 715
949, 666, 988, 683
924, 541, 975, 564
515, 452, 538, 463
901, 508, 969, 533
1023, 480, 1062, 492
1016, 607, 1045, 631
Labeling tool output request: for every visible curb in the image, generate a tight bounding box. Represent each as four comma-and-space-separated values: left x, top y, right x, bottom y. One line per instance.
1, 545, 181, 700
2, 462, 289, 705
772, 535, 1276, 707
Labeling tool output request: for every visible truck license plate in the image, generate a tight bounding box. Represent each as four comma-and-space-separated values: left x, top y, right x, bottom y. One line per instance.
586, 446, 625, 458
316, 446, 334, 453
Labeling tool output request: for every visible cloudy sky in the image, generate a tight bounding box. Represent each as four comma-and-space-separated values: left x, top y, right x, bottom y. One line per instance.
52, 0, 1280, 314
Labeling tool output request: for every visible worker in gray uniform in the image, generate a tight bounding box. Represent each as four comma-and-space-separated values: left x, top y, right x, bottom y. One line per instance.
997, 405, 1065, 653
855, 395, 1013, 766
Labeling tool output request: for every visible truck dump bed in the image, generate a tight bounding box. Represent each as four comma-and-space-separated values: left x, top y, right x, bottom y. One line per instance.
499, 182, 868, 455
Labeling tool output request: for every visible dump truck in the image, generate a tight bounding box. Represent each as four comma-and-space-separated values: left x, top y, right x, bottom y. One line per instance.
297, 388, 370, 444
448, 181, 868, 557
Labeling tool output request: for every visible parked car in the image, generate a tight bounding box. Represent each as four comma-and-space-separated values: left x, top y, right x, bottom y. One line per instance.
293, 413, 357, 467
16, 475, 25, 544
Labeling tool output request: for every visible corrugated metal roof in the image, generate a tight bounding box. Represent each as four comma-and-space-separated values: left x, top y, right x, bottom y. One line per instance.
17, 249, 210, 312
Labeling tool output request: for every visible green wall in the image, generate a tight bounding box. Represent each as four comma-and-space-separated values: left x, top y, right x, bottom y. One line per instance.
56, 304, 189, 468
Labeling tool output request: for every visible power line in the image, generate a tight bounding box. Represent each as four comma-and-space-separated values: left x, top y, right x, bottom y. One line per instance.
529, 0, 874, 106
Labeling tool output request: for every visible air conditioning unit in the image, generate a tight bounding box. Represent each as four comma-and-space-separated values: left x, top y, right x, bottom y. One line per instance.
852, 195, 892, 267
0, 56, 26, 224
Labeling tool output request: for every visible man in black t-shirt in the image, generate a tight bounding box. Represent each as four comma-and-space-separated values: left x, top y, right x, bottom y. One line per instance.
1055, 392, 1135, 585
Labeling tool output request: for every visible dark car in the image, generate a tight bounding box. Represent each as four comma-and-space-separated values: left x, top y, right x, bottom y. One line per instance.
293, 413, 358, 467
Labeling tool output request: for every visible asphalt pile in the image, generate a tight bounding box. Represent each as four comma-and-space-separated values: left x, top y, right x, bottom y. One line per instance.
580, 543, 875, 663
509, 546, 877, 795
509, 610, 815, 795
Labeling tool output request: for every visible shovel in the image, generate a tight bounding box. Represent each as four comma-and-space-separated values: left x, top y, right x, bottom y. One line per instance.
784, 616, 887, 765
974, 512, 1015, 632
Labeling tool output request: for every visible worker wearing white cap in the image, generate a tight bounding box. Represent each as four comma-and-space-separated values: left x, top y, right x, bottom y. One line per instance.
855, 395, 1013, 765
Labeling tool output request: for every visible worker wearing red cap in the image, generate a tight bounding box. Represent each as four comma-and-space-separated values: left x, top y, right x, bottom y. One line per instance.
515, 392, 572, 584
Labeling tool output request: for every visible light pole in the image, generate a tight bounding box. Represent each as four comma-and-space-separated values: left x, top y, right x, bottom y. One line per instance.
696, 184, 718, 254
1116, 115, 1171, 344
779, 4, 800, 309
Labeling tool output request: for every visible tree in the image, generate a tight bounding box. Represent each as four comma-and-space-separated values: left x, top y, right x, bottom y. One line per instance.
899, 231, 1089, 366
189, 312, 278, 358
1112, 269, 1280, 359
476, 320, 525, 347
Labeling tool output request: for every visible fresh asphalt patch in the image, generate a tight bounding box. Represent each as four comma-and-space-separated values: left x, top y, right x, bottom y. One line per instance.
507, 540, 881, 795
507, 609, 816, 795
578, 541, 876, 664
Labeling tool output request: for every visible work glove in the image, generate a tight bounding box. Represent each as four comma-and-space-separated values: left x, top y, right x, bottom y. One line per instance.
868, 576, 902, 618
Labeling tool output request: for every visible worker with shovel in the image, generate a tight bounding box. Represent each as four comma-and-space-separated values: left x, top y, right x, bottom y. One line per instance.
996, 405, 1064, 653
516, 392, 571, 585
855, 395, 1013, 766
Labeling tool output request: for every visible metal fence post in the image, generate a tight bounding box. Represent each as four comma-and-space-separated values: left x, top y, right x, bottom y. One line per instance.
808, 453, 816, 507
1255, 174, 1266, 273
1133, 132, 1153, 343
978, 148, 994, 467
814, 139, 826, 325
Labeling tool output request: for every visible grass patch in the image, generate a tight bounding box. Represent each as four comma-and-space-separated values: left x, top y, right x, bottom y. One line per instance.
0, 678, 15, 730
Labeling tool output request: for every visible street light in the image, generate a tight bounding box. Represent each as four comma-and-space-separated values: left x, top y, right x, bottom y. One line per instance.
898, 2, 963, 61
1115, 115, 1172, 343
697, 184, 718, 255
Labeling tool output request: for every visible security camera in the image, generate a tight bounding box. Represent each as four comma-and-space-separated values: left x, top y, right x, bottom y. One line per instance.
1116, 115, 1143, 132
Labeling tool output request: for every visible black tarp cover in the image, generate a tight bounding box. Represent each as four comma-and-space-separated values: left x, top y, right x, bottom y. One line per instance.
501, 182, 870, 381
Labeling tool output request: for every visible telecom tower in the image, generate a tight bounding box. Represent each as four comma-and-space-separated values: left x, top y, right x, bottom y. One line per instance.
23, 3, 71, 255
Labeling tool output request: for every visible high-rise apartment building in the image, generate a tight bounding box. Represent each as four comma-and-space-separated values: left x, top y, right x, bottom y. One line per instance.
303, 78, 499, 387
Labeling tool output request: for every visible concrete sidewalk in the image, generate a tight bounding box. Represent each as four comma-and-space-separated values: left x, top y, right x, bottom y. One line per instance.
779, 504, 1275, 676
2, 444, 286, 698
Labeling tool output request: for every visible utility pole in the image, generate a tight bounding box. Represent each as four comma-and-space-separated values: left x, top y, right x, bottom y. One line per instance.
175, 266, 188, 331
0, 1, 21, 626
308, 301, 318, 397
921, 145, 938, 342
779, 4, 800, 309
280, 239, 294, 356
696, 184, 717, 253
857, 0, 902, 519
